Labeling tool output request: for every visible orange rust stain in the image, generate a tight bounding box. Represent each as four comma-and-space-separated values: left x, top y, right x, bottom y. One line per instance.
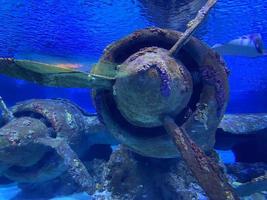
56, 63, 82, 69
148, 68, 158, 79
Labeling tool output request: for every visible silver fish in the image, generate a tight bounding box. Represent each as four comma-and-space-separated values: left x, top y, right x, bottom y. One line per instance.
212, 33, 267, 57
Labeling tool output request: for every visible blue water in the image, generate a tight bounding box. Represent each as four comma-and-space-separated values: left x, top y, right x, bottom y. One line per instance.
0, 0, 267, 112
0, 0, 266, 199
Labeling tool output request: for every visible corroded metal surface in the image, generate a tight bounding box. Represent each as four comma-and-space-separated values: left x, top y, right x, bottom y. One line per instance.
114, 47, 193, 127
11, 99, 100, 155
1, 99, 267, 199
0, 99, 113, 194
0, 58, 91, 88
169, 0, 217, 56
0, 1, 262, 198
92, 27, 229, 158
0, 117, 49, 167
163, 116, 239, 200
0, 27, 229, 159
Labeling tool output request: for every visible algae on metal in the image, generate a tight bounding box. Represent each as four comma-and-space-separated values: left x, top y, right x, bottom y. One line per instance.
0, 0, 240, 199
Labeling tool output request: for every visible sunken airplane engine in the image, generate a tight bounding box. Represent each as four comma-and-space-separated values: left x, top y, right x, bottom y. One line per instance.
0, 1, 246, 198
0, 28, 229, 159
91, 28, 229, 158
0, 28, 236, 200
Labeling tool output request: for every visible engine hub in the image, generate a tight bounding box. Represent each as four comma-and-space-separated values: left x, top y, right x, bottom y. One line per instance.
114, 47, 193, 127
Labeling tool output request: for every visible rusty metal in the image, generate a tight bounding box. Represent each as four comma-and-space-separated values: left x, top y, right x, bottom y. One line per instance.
0, 1, 242, 198
163, 116, 239, 200
92, 27, 229, 158
0, 98, 114, 194
169, 0, 217, 56
0, 58, 113, 89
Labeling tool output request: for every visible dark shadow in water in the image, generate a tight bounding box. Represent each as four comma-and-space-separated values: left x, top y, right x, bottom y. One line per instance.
215, 128, 267, 163
138, 0, 206, 31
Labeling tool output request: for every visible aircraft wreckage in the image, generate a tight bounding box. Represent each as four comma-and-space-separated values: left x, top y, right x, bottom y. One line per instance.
0, 0, 266, 199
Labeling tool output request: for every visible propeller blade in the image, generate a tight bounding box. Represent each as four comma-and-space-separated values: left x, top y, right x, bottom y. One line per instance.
163, 116, 240, 200
169, 0, 217, 57
0, 58, 113, 89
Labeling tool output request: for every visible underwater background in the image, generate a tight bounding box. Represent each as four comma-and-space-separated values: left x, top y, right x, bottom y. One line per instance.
0, 0, 266, 199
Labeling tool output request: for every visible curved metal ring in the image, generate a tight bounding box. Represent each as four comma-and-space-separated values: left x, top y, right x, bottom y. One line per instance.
92, 28, 229, 158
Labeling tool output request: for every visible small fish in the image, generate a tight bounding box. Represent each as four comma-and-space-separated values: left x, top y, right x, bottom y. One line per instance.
212, 33, 267, 57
